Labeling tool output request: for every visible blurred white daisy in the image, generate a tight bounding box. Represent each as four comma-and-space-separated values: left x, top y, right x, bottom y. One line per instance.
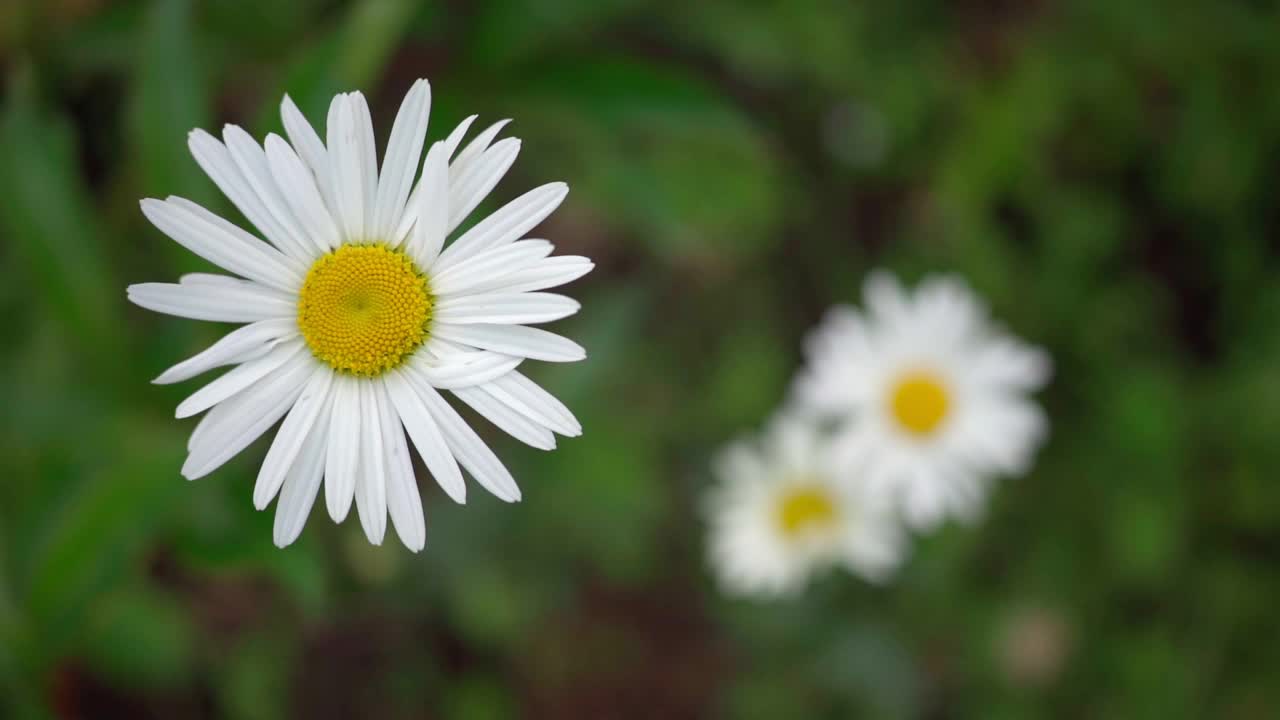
128, 79, 593, 551
706, 416, 905, 596
794, 271, 1050, 529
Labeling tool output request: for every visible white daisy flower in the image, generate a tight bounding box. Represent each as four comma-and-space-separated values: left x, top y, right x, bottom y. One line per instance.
128, 80, 593, 551
794, 271, 1050, 530
706, 415, 905, 596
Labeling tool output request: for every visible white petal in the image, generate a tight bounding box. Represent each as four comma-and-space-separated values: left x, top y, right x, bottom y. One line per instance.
450, 119, 510, 174
253, 366, 334, 509
348, 92, 379, 240
429, 240, 552, 296
863, 271, 910, 327
485, 371, 582, 437
178, 272, 246, 286
153, 318, 297, 384
452, 386, 556, 450
407, 351, 521, 390
431, 323, 585, 362
187, 406, 214, 452
324, 376, 360, 522
420, 335, 476, 363
181, 351, 313, 480
355, 380, 388, 544
264, 134, 341, 253
127, 280, 295, 323
447, 137, 520, 233
405, 142, 449, 265
391, 115, 479, 243
973, 338, 1052, 391
187, 130, 311, 262
386, 370, 466, 503
433, 292, 579, 325
404, 375, 521, 502
472, 255, 594, 295
272, 390, 332, 548
436, 183, 568, 268
378, 380, 426, 551
280, 94, 336, 213
443, 115, 481, 158
139, 197, 304, 291
222, 125, 312, 259
373, 79, 431, 240
328, 94, 365, 242
175, 341, 304, 419
174, 273, 292, 296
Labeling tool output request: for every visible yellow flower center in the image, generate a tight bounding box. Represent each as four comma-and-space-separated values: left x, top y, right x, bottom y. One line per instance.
889, 371, 950, 436
776, 485, 839, 537
296, 244, 432, 376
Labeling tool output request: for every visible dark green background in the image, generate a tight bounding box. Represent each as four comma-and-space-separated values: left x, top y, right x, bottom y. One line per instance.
2, 0, 1279, 717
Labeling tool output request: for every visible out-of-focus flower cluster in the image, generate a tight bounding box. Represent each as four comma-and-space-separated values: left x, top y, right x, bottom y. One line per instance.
707, 271, 1051, 596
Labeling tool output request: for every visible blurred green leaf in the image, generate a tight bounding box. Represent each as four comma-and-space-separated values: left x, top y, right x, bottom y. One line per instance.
130, 0, 214, 209
334, 0, 416, 89
82, 582, 196, 689
221, 634, 292, 720
258, 0, 418, 130
509, 57, 785, 263
22, 418, 185, 652
468, 0, 642, 67
0, 70, 124, 367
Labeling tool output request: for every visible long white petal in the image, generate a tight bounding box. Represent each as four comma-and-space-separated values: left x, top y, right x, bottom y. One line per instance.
471, 255, 594, 295
863, 271, 910, 327
391, 115, 481, 244
420, 335, 476, 363
324, 376, 359, 522
264, 134, 341, 253
187, 129, 311, 262
169, 197, 309, 286
280, 94, 336, 212
222, 125, 312, 259
449, 119, 510, 175
436, 183, 568, 268
348, 92, 379, 240
444, 116, 480, 158
127, 280, 294, 323
272, 389, 332, 547
452, 386, 555, 450
446, 137, 520, 233
254, 366, 334, 509
429, 240, 552, 296
433, 292, 579, 326
406, 142, 448, 265
404, 375, 521, 502
175, 272, 290, 295
355, 380, 387, 544
181, 351, 313, 480
139, 197, 304, 291
386, 371, 465, 503
486, 371, 582, 437
378, 379, 426, 551
187, 406, 214, 452
407, 351, 521, 390
153, 318, 297, 384
175, 341, 304, 419
373, 79, 431, 240
328, 94, 364, 242
178, 272, 248, 287
432, 323, 585, 362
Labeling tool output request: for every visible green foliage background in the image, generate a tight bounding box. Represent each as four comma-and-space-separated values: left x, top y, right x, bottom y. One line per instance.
2, 0, 1280, 717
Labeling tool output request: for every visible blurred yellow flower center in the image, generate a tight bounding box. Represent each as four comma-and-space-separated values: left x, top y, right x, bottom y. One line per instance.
890, 371, 950, 436
297, 244, 432, 376
776, 485, 839, 537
